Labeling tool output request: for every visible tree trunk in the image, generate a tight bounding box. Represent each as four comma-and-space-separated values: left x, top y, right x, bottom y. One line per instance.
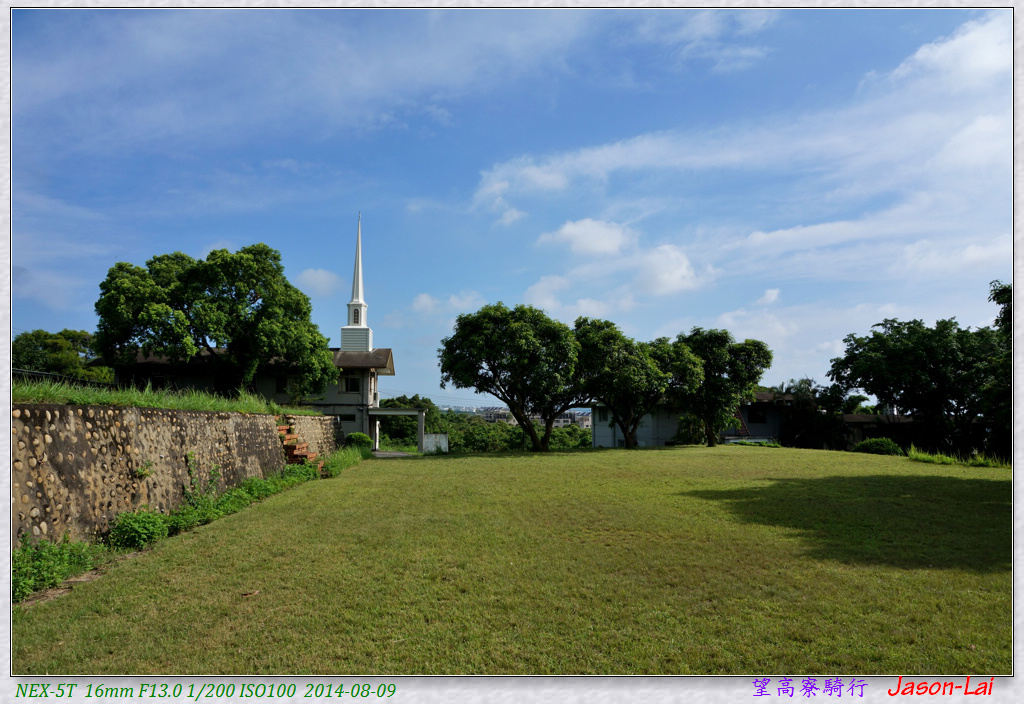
540, 418, 556, 452
508, 406, 544, 451
614, 412, 637, 449
704, 421, 718, 447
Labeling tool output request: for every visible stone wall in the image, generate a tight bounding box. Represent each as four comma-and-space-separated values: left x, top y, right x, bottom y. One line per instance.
11, 405, 342, 545
284, 414, 344, 457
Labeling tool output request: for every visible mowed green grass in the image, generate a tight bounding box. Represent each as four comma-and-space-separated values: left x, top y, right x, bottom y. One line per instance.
12, 446, 1011, 675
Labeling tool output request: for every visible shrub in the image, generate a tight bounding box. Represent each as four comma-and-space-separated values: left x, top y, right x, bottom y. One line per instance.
239, 476, 276, 500
182, 453, 222, 525
108, 508, 169, 550
214, 488, 255, 516
852, 437, 904, 456
322, 446, 370, 477
11, 536, 108, 602
282, 462, 320, 482
165, 506, 202, 536
345, 432, 372, 449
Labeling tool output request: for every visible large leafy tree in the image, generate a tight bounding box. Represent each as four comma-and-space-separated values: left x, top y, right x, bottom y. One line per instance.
827, 316, 1004, 454
671, 328, 773, 447
94, 244, 337, 397
575, 318, 670, 449
12, 329, 113, 383
438, 302, 586, 451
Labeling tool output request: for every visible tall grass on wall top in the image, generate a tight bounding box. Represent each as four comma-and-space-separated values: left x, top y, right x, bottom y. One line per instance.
12, 378, 320, 416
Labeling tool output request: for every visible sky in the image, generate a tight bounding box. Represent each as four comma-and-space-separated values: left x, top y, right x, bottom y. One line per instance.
10, 8, 1013, 407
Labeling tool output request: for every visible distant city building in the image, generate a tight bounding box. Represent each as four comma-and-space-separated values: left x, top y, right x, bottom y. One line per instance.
480, 406, 514, 424
476, 407, 591, 429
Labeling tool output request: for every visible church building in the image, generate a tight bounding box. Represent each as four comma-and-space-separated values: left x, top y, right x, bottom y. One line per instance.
301, 216, 396, 446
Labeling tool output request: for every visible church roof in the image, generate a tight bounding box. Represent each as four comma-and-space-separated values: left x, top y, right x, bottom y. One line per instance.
332, 347, 394, 376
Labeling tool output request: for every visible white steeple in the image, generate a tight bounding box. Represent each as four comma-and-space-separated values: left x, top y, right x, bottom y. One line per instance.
341, 214, 373, 352
351, 214, 364, 304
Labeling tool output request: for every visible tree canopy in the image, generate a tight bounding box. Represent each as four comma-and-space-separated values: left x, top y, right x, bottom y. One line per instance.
981, 281, 1012, 458
438, 302, 586, 451
94, 244, 337, 397
12, 329, 113, 383
575, 318, 670, 449
378, 394, 442, 442
670, 328, 773, 447
827, 313, 1005, 455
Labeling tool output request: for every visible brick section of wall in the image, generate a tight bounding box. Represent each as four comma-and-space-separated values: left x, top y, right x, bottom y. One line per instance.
11, 404, 288, 544
284, 414, 344, 457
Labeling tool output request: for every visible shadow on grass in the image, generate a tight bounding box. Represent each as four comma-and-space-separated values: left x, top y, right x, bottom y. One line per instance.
684, 474, 1011, 573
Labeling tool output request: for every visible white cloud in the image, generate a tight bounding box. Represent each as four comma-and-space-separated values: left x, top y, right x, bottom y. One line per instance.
14, 11, 598, 154
537, 218, 636, 255
632, 9, 778, 72
411, 290, 484, 316
926, 113, 1009, 175
758, 289, 780, 305
524, 275, 569, 312
498, 207, 526, 226
448, 291, 486, 312
412, 293, 440, 314
296, 268, 342, 298
522, 274, 623, 322
634, 245, 700, 295
886, 11, 1010, 93
896, 233, 1011, 276
472, 10, 1011, 261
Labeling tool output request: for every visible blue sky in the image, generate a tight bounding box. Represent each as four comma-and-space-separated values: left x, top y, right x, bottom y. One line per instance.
11, 8, 1012, 406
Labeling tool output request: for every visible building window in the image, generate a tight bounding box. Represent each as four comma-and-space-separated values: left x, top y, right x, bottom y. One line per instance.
339, 414, 356, 422
597, 407, 608, 423
353, 309, 360, 325
748, 407, 767, 424
345, 376, 361, 393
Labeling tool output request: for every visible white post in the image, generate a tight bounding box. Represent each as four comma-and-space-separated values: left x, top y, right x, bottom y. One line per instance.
417, 410, 426, 453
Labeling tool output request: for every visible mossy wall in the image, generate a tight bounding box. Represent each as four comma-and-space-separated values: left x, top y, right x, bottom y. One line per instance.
11, 405, 342, 544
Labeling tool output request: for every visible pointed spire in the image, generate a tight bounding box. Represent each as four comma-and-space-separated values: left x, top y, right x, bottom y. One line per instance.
351, 213, 364, 304
342, 213, 372, 351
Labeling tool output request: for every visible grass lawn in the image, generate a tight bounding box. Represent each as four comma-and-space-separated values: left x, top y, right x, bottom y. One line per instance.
11, 446, 1011, 675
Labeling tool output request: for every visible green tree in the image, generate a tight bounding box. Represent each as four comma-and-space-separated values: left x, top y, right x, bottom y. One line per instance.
769, 378, 859, 450
672, 328, 773, 447
94, 244, 337, 397
378, 394, 442, 442
827, 316, 1003, 454
438, 302, 586, 451
12, 329, 113, 383
438, 411, 519, 453
547, 423, 591, 450
981, 281, 1012, 458
989, 280, 1011, 337
575, 318, 678, 449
